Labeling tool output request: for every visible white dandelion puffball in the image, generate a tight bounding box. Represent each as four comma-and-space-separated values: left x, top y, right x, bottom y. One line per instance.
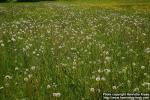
90, 88, 95, 92
52, 93, 61, 97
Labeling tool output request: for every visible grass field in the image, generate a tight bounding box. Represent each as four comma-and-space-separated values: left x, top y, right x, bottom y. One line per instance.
0, 1, 150, 100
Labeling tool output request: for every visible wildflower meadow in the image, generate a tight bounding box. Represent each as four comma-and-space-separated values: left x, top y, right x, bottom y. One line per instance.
0, 1, 150, 100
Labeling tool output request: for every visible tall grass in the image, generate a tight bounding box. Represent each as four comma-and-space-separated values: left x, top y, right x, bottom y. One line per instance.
0, 2, 150, 100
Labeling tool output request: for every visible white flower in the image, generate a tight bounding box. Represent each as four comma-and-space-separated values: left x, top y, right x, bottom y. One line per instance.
0, 86, 4, 90
52, 93, 61, 97
72, 66, 76, 69
127, 80, 131, 85
11, 37, 16, 42
144, 73, 148, 76
122, 67, 127, 73
59, 46, 63, 49
101, 77, 106, 81
132, 62, 136, 66
28, 74, 32, 79
96, 76, 100, 81
90, 88, 95, 92
133, 88, 139, 92
24, 77, 29, 82
24, 71, 27, 75
97, 89, 101, 93
105, 56, 111, 62
98, 69, 102, 73
144, 48, 150, 53
33, 51, 36, 54
25, 69, 29, 72
121, 57, 125, 60
112, 86, 117, 90
141, 66, 145, 69
5, 75, 12, 80
142, 82, 150, 87
15, 67, 19, 71
21, 98, 26, 100
47, 85, 51, 89
142, 33, 146, 36
31, 66, 36, 71
1, 43, 4, 47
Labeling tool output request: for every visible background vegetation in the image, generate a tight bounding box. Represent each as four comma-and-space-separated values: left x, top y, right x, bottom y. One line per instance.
0, 0, 150, 2
0, 0, 150, 100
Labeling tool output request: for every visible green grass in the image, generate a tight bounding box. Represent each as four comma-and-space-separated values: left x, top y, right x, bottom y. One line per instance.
0, 1, 150, 100
76, 0, 150, 3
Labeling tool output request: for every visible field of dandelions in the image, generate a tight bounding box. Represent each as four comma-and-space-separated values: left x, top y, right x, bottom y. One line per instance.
0, 2, 150, 100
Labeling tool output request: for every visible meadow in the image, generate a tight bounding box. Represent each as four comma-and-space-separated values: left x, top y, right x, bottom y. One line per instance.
0, 1, 150, 100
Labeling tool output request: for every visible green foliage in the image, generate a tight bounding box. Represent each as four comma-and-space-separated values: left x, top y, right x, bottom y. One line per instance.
41, 0, 57, 1
17, 0, 40, 2
0, 2, 150, 100
0, 0, 7, 2
0, 0, 150, 3
73, 0, 150, 3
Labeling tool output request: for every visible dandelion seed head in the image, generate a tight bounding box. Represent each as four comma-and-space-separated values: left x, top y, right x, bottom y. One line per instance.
28, 74, 32, 79
112, 86, 117, 90
5, 75, 12, 80
133, 88, 139, 92
90, 88, 95, 92
141, 66, 145, 69
0, 86, 4, 90
96, 76, 100, 81
31, 66, 36, 71
24, 77, 29, 82
1, 43, 4, 47
52, 93, 61, 97
47, 84, 51, 89
15, 67, 19, 71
